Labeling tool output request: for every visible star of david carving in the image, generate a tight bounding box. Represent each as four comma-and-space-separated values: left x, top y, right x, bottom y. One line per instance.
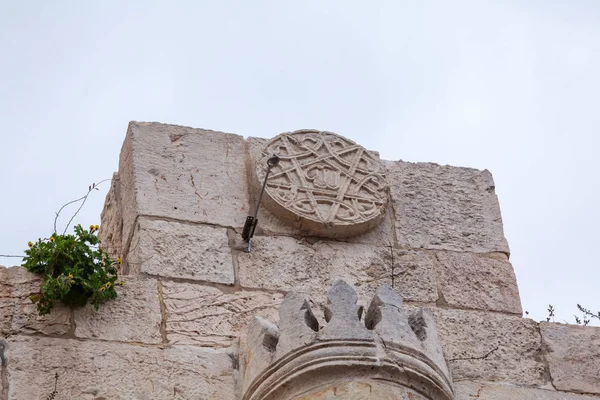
257, 130, 388, 236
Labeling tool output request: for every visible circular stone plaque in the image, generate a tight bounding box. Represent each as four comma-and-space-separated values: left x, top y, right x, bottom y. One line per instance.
256, 129, 388, 237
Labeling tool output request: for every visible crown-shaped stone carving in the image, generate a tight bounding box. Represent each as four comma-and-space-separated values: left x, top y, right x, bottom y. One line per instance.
240, 280, 453, 400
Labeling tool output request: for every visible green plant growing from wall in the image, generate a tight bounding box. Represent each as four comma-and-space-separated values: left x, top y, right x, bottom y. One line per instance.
19, 180, 123, 315
23, 224, 123, 315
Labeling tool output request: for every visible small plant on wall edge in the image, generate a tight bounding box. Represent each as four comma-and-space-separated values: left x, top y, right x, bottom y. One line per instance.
23, 224, 123, 315
19, 180, 123, 316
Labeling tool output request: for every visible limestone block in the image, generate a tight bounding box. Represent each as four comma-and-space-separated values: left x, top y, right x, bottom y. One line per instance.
432, 308, 549, 386
455, 381, 600, 400
344, 208, 396, 245
99, 172, 123, 262
0, 266, 71, 337
393, 249, 439, 303
387, 161, 510, 254
118, 122, 250, 256
238, 236, 438, 306
162, 281, 283, 347
435, 251, 522, 314
127, 217, 234, 284
74, 277, 162, 343
114, 122, 138, 264
246, 137, 395, 246
5, 335, 235, 399
540, 322, 600, 395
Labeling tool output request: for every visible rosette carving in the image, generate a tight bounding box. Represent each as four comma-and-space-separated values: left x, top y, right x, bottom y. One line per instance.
256, 130, 388, 237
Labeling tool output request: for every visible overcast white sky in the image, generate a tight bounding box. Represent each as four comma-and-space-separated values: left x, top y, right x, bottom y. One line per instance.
1, 1, 598, 325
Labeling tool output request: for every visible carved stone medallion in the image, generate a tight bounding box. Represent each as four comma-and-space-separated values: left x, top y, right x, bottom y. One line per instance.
256, 130, 388, 237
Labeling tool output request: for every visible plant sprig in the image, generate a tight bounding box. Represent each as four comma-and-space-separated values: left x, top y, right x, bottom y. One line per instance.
54, 179, 112, 235
575, 304, 600, 327
23, 224, 123, 315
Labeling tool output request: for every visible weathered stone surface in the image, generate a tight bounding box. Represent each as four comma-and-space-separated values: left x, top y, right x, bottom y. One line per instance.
387, 161, 510, 254
99, 172, 124, 262
242, 316, 280, 391
74, 277, 162, 343
5, 335, 235, 399
343, 207, 396, 245
118, 122, 250, 258
432, 308, 549, 386
0, 266, 71, 337
246, 137, 395, 245
320, 280, 370, 341
455, 381, 600, 400
127, 217, 234, 284
393, 249, 439, 304
435, 251, 522, 314
540, 322, 600, 395
365, 288, 453, 382
0, 343, 5, 399
408, 307, 452, 382
162, 281, 283, 347
275, 292, 318, 358
297, 381, 428, 400
114, 122, 138, 270
366, 285, 416, 345
238, 236, 438, 305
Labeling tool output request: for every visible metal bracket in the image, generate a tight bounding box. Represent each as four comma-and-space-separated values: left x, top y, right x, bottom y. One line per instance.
242, 154, 280, 252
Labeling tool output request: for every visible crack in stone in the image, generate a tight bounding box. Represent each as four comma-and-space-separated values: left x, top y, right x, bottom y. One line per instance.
536, 323, 557, 389
157, 280, 169, 344
389, 244, 395, 288
0, 339, 8, 400
168, 304, 278, 323
449, 345, 499, 362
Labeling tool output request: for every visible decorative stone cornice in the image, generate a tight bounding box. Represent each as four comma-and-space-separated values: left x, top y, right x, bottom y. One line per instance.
241, 280, 453, 400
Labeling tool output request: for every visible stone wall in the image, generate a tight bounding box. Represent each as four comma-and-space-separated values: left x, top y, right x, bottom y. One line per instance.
1, 122, 598, 399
